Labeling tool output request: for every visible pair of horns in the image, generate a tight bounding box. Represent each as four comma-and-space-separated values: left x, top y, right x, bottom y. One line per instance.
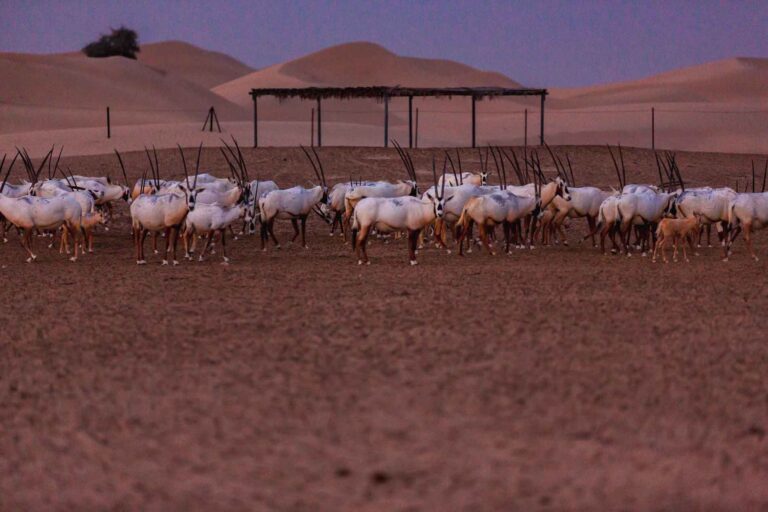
544, 144, 576, 187
0, 152, 20, 194
392, 140, 417, 184
221, 136, 250, 187
300, 145, 327, 188
178, 142, 203, 191
607, 144, 627, 190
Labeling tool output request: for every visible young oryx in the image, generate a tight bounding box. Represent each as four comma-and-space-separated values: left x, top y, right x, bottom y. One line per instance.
183, 202, 248, 264
352, 158, 449, 265
0, 150, 85, 263
259, 146, 328, 250
727, 192, 768, 261
652, 215, 701, 263
129, 144, 202, 265
59, 209, 107, 255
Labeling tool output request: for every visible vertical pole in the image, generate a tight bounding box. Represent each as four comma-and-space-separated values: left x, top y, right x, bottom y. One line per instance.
316, 98, 322, 147
408, 96, 413, 148
524, 108, 528, 158
209, 107, 214, 132
539, 93, 546, 145
415, 108, 419, 148
651, 107, 655, 151
311, 108, 315, 147
252, 96, 258, 148
106, 106, 111, 139
383, 95, 389, 148
471, 96, 477, 148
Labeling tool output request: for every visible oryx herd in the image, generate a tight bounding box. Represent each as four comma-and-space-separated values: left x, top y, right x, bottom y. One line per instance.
0, 140, 766, 266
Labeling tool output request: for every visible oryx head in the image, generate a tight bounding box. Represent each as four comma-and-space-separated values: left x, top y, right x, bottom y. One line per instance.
427, 156, 452, 218
554, 176, 571, 201
176, 142, 203, 212
392, 140, 419, 196
480, 171, 489, 186
664, 193, 679, 217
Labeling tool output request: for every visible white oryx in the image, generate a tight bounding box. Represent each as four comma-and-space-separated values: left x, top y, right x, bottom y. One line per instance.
352, 157, 449, 265
128, 145, 202, 265
0, 150, 85, 262
727, 192, 768, 261
439, 148, 490, 187
259, 146, 328, 250
183, 203, 248, 263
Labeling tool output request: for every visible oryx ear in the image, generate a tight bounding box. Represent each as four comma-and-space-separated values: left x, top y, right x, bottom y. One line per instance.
426, 192, 434, 200
444, 196, 454, 203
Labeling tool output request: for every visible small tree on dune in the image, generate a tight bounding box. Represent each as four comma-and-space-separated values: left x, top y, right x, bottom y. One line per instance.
82, 26, 140, 59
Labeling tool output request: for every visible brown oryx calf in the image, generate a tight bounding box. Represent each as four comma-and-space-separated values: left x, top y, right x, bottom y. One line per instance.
652, 215, 701, 263
59, 210, 106, 255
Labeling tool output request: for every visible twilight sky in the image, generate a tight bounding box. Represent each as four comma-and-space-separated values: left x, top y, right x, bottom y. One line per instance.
1, 0, 766, 87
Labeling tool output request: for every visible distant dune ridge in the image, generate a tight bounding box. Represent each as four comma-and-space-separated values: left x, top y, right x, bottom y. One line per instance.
1, 40, 767, 154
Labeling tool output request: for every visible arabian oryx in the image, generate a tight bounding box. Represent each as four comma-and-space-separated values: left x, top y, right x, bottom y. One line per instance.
259, 146, 328, 250
616, 191, 678, 256
0, 150, 85, 262
129, 144, 203, 265
437, 147, 490, 187
652, 215, 702, 263
727, 192, 768, 261
352, 157, 450, 266
183, 202, 249, 264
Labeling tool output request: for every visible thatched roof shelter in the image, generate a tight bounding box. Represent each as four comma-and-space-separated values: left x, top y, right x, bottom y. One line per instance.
248, 86, 548, 148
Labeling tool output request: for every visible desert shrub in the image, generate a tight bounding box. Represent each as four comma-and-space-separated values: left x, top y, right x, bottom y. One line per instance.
82, 26, 140, 59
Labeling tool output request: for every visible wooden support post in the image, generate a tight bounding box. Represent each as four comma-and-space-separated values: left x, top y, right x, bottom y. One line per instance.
311, 108, 315, 147
209, 107, 214, 132
524, 108, 528, 159
253, 96, 258, 148
408, 96, 413, 148
539, 93, 546, 145
415, 108, 419, 148
471, 96, 477, 148
651, 107, 655, 151
106, 106, 111, 139
316, 98, 322, 147
384, 95, 389, 148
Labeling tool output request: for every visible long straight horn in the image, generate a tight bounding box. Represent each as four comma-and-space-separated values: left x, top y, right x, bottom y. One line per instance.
34, 147, 53, 184
488, 145, 502, 188
762, 159, 768, 193
152, 145, 161, 188
565, 153, 576, 187
177, 145, 189, 185
193, 142, 203, 190
114, 150, 131, 187
445, 151, 459, 184
617, 144, 627, 188
0, 154, 7, 193
299, 145, 322, 184
441, 155, 447, 198
232, 136, 251, 182
0, 152, 18, 194
144, 147, 157, 187
15, 147, 32, 182
752, 161, 756, 193
544, 143, 564, 182
432, 156, 438, 196
219, 147, 239, 182
503, 147, 524, 185
52, 145, 64, 180
311, 146, 327, 187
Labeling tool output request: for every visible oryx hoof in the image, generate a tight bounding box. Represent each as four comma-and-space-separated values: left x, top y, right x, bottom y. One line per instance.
563, 241, 569, 247
409, 260, 418, 266
2, 238, 7, 243
162, 259, 169, 266
754, 256, 760, 262
233, 236, 239, 241
261, 248, 267, 252
25, 257, 35, 263
173, 260, 179, 266
722, 257, 729, 262
358, 259, 363, 265
137, 260, 146, 265
154, 250, 159, 255
303, 245, 309, 249
275, 245, 281, 250
446, 249, 452, 255
69, 257, 77, 262
198, 256, 205, 262
641, 252, 647, 257
223, 256, 230, 263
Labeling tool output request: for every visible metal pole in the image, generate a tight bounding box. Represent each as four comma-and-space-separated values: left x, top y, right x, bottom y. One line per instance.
408, 96, 413, 148
651, 107, 655, 151
311, 108, 315, 147
471, 96, 477, 148
384, 95, 389, 148
106, 106, 111, 139
252, 96, 258, 148
539, 93, 546, 145
316, 98, 322, 147
209, 107, 214, 132
415, 108, 419, 148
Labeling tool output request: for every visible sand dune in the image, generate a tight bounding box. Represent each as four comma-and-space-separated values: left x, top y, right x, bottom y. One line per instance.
138, 40, 253, 89
551, 57, 768, 108
0, 49, 247, 133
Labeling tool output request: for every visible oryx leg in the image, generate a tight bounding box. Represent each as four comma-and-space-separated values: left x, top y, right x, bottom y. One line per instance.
408, 228, 421, 265
290, 219, 300, 243
356, 224, 371, 264
478, 224, 495, 255
220, 229, 229, 263
21, 229, 36, 262
586, 216, 597, 247
152, 232, 159, 254
743, 223, 758, 261
300, 215, 308, 248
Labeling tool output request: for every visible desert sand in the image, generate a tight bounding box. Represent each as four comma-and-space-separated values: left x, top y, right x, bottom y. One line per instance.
1, 146, 768, 511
